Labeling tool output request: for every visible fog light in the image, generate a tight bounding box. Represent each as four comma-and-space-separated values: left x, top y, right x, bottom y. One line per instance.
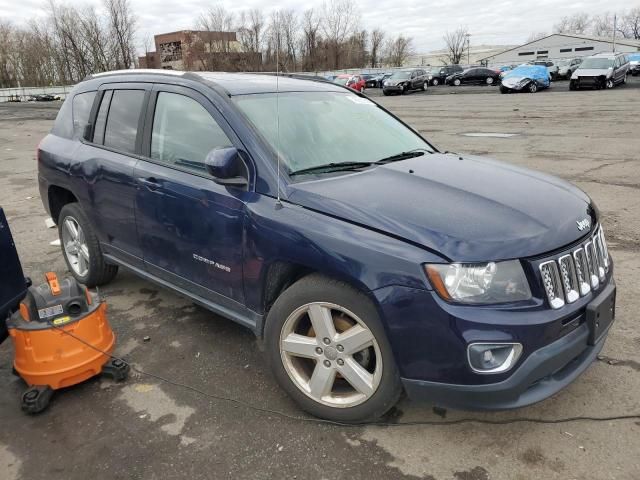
467, 343, 523, 374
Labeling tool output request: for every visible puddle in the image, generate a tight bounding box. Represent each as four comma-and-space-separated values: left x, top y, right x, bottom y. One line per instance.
462, 132, 520, 138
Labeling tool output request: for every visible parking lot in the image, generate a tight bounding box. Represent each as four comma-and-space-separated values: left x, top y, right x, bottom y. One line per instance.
1, 78, 639, 480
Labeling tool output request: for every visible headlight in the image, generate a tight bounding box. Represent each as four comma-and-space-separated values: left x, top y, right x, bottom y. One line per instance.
571, 72, 578, 80
425, 260, 532, 304
428, 75, 433, 80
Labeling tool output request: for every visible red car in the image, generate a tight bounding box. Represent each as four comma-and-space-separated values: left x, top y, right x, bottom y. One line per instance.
332, 74, 366, 92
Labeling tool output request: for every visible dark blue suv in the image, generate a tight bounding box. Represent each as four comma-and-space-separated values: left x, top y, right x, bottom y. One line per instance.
37, 71, 616, 422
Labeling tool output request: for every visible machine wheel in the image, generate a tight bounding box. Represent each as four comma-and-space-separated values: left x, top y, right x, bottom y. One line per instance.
569, 81, 577, 91
265, 274, 402, 423
500, 86, 509, 94
453, 78, 461, 86
58, 203, 118, 287
622, 73, 627, 84
102, 358, 131, 382
486, 77, 494, 85
21, 386, 54, 414
382, 90, 389, 96
432, 78, 439, 86
528, 82, 538, 93
605, 78, 614, 89
422, 81, 427, 91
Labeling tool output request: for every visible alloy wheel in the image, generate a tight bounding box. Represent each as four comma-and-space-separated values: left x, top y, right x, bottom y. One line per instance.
61, 216, 90, 277
279, 302, 383, 408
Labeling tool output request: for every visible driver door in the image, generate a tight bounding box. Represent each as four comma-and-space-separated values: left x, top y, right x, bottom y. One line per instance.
134, 84, 249, 304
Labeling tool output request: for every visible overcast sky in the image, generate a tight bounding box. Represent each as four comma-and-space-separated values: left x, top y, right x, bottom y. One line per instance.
1, 0, 637, 52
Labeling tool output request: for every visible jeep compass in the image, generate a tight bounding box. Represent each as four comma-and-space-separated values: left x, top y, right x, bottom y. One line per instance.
37, 71, 616, 422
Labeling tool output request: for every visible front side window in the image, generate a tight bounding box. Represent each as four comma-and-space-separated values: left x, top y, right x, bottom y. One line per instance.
151, 92, 232, 173
234, 91, 432, 174
104, 90, 145, 154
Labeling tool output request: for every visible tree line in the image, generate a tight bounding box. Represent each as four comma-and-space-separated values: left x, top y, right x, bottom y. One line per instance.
527, 8, 640, 42
0, 0, 136, 88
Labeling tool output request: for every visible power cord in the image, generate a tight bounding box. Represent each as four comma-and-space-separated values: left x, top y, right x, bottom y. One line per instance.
48, 321, 640, 428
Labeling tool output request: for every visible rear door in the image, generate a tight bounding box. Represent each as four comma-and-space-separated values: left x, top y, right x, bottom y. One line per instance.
77, 84, 150, 268
134, 84, 248, 304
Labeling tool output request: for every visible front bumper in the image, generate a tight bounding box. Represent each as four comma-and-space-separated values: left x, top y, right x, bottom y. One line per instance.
383, 85, 405, 93
571, 76, 606, 89
400, 281, 615, 410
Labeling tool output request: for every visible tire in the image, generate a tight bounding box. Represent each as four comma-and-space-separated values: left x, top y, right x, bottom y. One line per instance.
528, 82, 538, 93
432, 78, 439, 86
265, 274, 402, 423
622, 74, 627, 85
382, 90, 389, 96
453, 78, 461, 86
605, 78, 614, 89
486, 77, 494, 85
569, 81, 577, 91
401, 85, 408, 95
421, 81, 427, 91
500, 86, 509, 94
58, 203, 118, 287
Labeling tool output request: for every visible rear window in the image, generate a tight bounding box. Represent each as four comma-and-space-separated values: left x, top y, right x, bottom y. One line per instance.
103, 90, 145, 154
72, 91, 96, 137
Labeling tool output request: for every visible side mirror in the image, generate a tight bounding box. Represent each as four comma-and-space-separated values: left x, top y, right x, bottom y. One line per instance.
205, 147, 248, 187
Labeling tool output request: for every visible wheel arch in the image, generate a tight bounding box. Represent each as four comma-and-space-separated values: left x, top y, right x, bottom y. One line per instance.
48, 185, 78, 224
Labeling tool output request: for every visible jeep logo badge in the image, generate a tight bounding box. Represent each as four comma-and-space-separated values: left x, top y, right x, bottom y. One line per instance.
576, 218, 591, 231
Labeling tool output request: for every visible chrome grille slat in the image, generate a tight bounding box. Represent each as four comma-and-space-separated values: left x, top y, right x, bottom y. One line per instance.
539, 226, 610, 310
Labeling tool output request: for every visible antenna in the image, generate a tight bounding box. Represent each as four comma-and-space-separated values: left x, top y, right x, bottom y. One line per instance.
275, 11, 283, 209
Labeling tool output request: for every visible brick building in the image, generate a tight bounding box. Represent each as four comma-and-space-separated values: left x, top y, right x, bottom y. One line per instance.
138, 30, 261, 71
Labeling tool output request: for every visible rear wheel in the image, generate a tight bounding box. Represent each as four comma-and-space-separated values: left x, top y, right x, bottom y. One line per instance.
58, 203, 118, 287
486, 77, 494, 85
432, 78, 439, 86
265, 274, 402, 423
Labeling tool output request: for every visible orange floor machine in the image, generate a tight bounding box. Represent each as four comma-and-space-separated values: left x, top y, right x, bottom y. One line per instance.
7, 272, 129, 413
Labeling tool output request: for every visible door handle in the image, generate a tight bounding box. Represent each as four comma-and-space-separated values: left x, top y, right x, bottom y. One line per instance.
138, 177, 160, 190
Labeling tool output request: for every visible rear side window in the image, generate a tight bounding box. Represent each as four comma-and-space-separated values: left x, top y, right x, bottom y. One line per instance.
51, 97, 73, 139
150, 92, 232, 173
103, 90, 145, 154
72, 91, 96, 137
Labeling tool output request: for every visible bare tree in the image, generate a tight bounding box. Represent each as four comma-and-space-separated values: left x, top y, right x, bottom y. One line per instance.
370, 28, 384, 67
300, 9, 322, 70
105, 0, 136, 69
321, 0, 359, 68
620, 7, 640, 39
384, 34, 413, 67
526, 32, 548, 43
553, 13, 591, 35
442, 27, 468, 65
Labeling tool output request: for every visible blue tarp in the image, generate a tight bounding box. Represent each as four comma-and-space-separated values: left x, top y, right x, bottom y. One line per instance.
502, 65, 550, 87
628, 53, 640, 61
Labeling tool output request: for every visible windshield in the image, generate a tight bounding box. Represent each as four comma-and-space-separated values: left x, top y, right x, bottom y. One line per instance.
234, 91, 433, 174
579, 58, 613, 69
557, 59, 571, 66
389, 71, 411, 79
430, 67, 442, 74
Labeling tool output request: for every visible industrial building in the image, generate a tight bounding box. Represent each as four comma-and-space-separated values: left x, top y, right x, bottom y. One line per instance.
138, 30, 261, 71
481, 34, 640, 66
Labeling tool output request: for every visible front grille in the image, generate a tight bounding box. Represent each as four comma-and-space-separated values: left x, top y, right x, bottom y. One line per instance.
538, 227, 610, 309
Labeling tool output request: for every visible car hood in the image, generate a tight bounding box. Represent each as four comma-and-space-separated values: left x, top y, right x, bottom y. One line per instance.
502, 76, 528, 88
575, 68, 610, 77
287, 154, 594, 262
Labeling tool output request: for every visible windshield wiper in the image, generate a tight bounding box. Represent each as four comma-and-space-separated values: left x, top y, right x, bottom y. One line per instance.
374, 148, 428, 164
289, 161, 375, 176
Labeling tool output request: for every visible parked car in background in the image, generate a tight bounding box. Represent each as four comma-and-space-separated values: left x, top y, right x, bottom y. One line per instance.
427, 65, 464, 86
364, 74, 383, 88
556, 58, 583, 80
38, 70, 616, 423
500, 65, 550, 94
528, 60, 559, 81
333, 74, 366, 92
446, 67, 500, 86
382, 68, 428, 95
570, 53, 630, 90
628, 53, 640, 76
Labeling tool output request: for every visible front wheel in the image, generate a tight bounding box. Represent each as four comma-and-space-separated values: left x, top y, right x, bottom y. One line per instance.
432, 78, 439, 86
453, 78, 461, 86
605, 78, 614, 89
58, 203, 118, 287
265, 274, 402, 423
422, 81, 427, 91
528, 82, 538, 93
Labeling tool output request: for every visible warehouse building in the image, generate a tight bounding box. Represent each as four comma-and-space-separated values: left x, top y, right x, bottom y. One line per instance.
481, 34, 640, 66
